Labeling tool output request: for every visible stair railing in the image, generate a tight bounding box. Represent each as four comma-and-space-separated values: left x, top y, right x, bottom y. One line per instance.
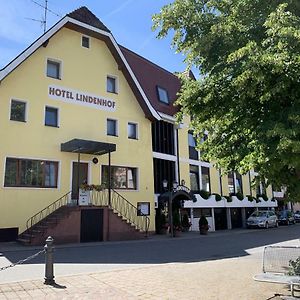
26, 191, 71, 234
90, 189, 150, 235
23, 189, 149, 243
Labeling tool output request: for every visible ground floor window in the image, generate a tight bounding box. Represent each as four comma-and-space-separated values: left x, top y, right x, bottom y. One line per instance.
102, 165, 137, 190
193, 208, 212, 218
4, 158, 58, 188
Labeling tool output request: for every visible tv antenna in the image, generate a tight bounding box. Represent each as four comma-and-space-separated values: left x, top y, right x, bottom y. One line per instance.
26, 0, 61, 33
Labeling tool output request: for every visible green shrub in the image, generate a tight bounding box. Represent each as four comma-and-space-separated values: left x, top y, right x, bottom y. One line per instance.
246, 195, 255, 202
228, 193, 244, 200
181, 214, 191, 228
225, 196, 232, 202
287, 257, 300, 276
235, 192, 244, 201
256, 194, 268, 201
212, 193, 222, 201
199, 189, 210, 200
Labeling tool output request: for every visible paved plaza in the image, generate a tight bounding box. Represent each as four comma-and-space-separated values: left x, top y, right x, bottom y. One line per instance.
0, 227, 299, 299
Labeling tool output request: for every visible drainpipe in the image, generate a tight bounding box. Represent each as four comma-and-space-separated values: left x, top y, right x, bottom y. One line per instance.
219, 169, 223, 196
176, 128, 180, 183
248, 172, 252, 196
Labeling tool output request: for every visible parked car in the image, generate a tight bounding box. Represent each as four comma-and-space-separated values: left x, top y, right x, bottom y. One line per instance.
246, 210, 278, 229
277, 210, 296, 225
294, 211, 300, 223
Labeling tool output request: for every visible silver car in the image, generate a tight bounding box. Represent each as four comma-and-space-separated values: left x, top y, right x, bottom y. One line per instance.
246, 210, 278, 228
294, 211, 300, 223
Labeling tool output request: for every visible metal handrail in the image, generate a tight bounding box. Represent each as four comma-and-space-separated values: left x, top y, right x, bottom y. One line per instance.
90, 189, 150, 235
25, 191, 71, 234
24, 189, 149, 243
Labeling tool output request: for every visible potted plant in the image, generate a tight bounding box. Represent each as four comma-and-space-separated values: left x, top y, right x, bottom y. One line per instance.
181, 214, 191, 232
172, 211, 182, 236
156, 212, 168, 234
199, 215, 209, 235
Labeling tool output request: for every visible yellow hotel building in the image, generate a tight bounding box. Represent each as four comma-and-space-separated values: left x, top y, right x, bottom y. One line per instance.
0, 7, 278, 244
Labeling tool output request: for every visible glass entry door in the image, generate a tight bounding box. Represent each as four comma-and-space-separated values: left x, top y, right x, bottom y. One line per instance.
71, 162, 88, 201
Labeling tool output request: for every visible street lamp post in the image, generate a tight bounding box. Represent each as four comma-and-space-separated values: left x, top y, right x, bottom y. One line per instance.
163, 179, 178, 238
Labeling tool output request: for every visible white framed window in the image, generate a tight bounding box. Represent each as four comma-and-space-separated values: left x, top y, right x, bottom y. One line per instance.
107, 118, 118, 136
4, 157, 59, 188
107, 76, 118, 93
101, 165, 138, 190
201, 166, 211, 192
228, 172, 243, 194
190, 165, 199, 192
45, 106, 59, 127
10, 99, 27, 122
157, 86, 169, 104
128, 122, 138, 139
46, 59, 61, 79
82, 35, 90, 48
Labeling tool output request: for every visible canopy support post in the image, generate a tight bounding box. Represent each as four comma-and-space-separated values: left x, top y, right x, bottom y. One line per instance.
77, 152, 81, 206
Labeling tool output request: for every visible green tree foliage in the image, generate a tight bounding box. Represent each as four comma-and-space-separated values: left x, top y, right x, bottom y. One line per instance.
153, 0, 300, 200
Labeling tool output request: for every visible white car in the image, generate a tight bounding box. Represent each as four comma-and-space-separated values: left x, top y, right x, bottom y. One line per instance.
294, 211, 300, 223
246, 210, 278, 228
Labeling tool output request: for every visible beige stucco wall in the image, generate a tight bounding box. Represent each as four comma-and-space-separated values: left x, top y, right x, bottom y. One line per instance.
0, 27, 155, 233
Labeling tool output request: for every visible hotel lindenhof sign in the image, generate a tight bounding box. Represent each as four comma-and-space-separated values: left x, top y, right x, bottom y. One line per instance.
48, 85, 116, 112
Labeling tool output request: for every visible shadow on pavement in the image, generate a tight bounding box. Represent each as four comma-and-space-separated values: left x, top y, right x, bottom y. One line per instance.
1, 225, 299, 265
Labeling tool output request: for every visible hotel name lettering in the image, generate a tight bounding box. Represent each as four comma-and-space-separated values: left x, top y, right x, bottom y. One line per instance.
48, 85, 116, 112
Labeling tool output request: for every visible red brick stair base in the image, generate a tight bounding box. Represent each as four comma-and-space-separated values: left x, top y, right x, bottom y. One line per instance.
18, 206, 147, 246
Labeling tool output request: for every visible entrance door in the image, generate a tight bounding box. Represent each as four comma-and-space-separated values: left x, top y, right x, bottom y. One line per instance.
214, 208, 227, 230
72, 162, 88, 200
231, 208, 243, 228
80, 209, 103, 242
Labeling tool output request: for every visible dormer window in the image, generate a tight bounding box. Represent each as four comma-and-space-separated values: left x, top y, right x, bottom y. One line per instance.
157, 86, 169, 104
82, 36, 90, 48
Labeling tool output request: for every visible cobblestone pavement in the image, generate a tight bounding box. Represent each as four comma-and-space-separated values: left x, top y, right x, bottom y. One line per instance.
0, 254, 290, 300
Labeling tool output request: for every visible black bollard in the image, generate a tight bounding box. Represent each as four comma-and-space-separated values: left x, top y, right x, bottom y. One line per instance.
44, 236, 55, 285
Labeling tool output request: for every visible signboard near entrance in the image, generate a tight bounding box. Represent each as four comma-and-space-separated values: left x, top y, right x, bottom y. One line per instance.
79, 189, 90, 206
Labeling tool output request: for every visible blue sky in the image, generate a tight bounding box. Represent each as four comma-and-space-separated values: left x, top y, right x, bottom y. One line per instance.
0, 0, 189, 74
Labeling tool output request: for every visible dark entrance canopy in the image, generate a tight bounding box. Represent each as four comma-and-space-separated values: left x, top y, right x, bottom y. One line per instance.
61, 138, 116, 206
61, 138, 116, 155
158, 186, 197, 205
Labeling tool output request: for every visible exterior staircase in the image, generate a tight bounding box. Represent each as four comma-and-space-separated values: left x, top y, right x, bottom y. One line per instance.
18, 189, 149, 245
17, 206, 74, 245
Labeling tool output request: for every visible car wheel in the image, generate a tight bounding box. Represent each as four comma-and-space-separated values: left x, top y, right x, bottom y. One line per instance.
265, 222, 269, 229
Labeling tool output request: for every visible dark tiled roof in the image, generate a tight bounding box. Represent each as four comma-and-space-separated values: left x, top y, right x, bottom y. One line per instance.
67, 6, 110, 33
120, 46, 181, 117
